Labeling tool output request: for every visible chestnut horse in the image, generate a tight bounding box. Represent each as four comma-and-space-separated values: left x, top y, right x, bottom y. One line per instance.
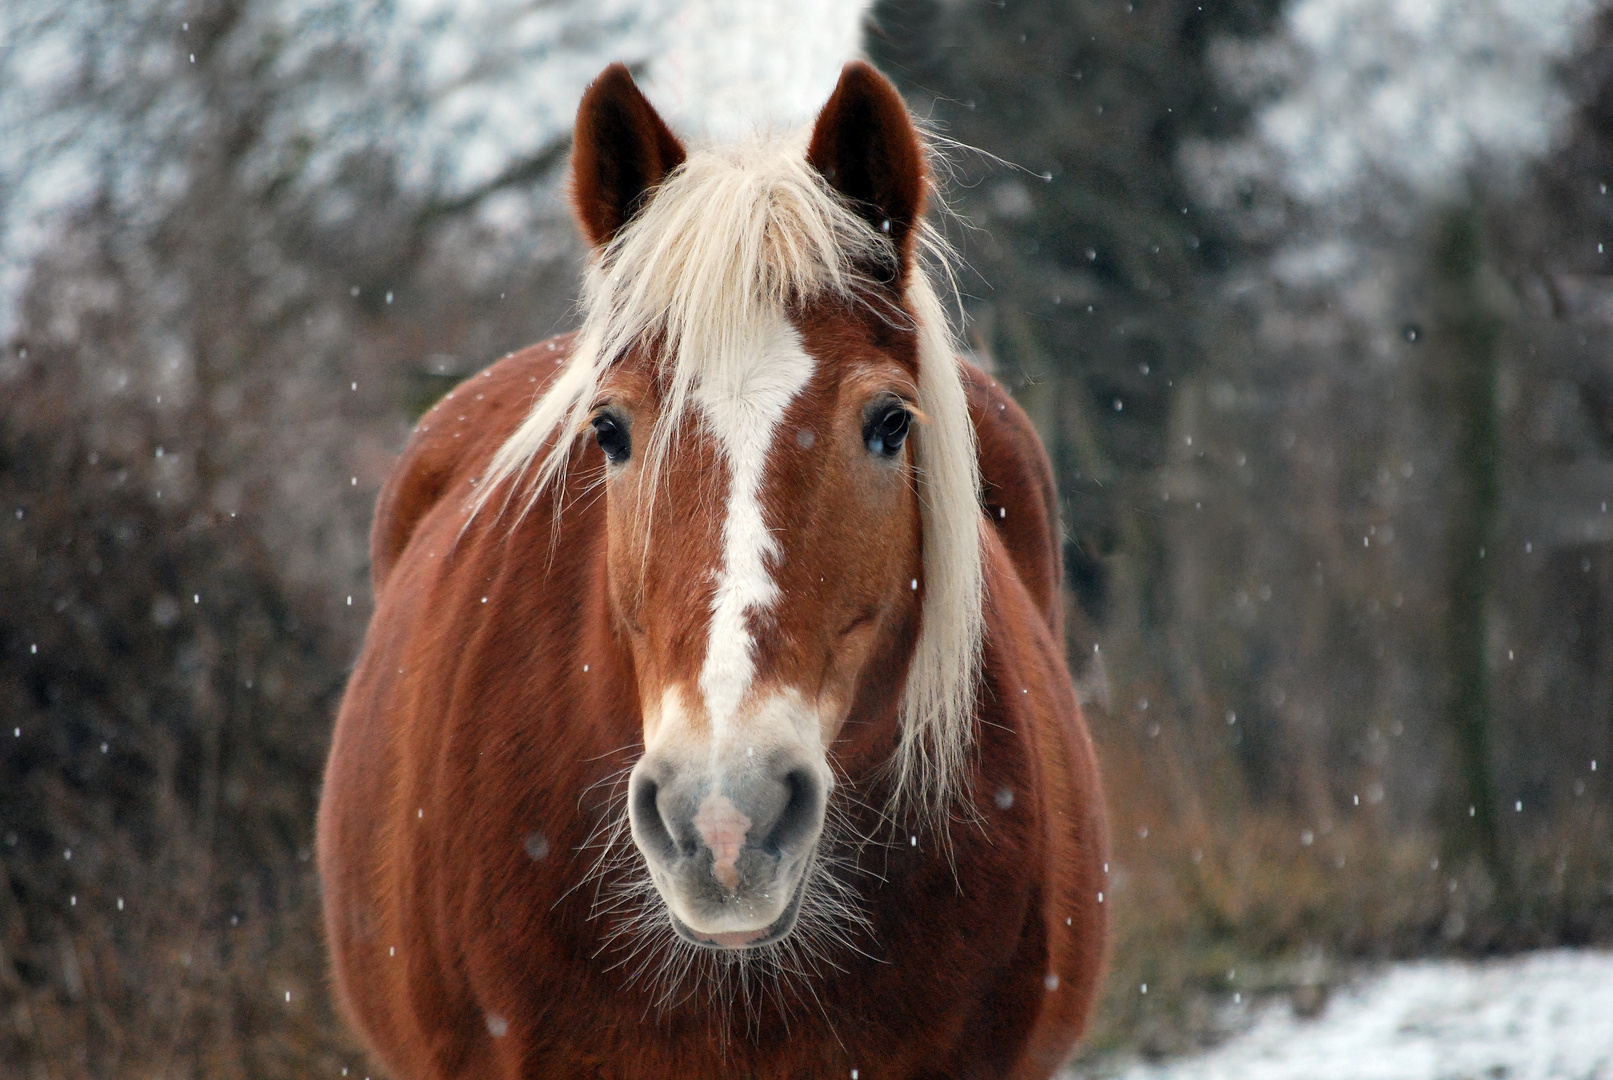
318, 61, 1107, 1079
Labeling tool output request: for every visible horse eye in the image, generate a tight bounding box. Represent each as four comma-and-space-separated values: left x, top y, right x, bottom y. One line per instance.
592, 413, 631, 465
864, 404, 912, 457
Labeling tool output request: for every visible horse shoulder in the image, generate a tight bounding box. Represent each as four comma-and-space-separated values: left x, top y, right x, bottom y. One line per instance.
977, 538, 1108, 1078
369, 333, 579, 592
963, 361, 1064, 640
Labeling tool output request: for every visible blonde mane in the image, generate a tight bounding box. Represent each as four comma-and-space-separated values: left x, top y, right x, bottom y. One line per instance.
473, 131, 984, 820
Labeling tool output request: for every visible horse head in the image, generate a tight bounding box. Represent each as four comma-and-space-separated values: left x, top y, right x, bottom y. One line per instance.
528, 61, 982, 950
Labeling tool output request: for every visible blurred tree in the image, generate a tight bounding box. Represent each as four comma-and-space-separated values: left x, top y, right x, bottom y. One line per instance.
1428, 206, 1507, 893
1154, 0, 1609, 941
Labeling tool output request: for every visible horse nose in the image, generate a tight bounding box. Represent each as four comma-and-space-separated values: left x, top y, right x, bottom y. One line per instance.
627, 755, 826, 890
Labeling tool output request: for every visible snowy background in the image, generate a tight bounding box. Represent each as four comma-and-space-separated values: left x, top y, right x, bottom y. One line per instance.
3, 0, 1612, 1076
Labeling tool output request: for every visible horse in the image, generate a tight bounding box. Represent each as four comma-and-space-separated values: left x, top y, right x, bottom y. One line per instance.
317, 60, 1108, 1080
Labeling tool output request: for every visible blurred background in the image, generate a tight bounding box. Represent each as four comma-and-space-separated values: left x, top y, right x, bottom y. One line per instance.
2, 0, 1611, 1075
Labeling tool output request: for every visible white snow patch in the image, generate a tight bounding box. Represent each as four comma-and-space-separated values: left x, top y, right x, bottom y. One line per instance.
1091, 950, 1613, 1080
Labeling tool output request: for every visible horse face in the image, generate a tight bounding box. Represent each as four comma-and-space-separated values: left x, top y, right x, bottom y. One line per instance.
595, 311, 922, 949
566, 59, 933, 950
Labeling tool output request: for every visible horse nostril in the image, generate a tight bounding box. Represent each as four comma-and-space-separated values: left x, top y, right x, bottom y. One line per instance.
629, 775, 680, 860
762, 768, 824, 857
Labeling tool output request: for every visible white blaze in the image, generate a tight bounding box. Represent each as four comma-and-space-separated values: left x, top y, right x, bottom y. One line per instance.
694, 317, 815, 733
692, 790, 752, 891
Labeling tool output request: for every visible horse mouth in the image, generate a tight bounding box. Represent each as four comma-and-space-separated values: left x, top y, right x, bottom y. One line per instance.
664, 865, 811, 951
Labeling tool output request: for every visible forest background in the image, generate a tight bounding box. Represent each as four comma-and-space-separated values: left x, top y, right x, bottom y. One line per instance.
2, 0, 1611, 1075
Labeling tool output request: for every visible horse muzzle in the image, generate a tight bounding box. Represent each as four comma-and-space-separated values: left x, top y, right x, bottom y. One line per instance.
626, 746, 827, 949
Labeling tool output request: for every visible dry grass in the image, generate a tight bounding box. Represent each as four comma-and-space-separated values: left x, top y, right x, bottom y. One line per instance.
2, 882, 366, 1080
1069, 692, 1613, 1068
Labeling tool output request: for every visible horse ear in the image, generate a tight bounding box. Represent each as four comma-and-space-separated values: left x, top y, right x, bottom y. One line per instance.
571, 63, 687, 249
808, 61, 927, 279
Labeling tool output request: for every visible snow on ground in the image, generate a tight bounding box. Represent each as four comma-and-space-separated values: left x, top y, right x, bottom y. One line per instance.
1099, 950, 1613, 1080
